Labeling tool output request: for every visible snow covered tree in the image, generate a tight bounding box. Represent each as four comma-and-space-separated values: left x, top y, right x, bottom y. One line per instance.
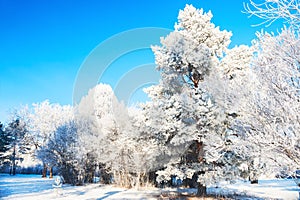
5, 118, 30, 175
0, 122, 12, 166
76, 83, 161, 188
76, 84, 135, 186
149, 4, 244, 196
146, 3, 293, 195
214, 44, 264, 182
28, 100, 73, 178
215, 27, 300, 182
244, 28, 300, 176
41, 121, 90, 185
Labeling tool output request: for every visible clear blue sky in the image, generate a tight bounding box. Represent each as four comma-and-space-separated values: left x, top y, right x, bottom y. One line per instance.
0, 0, 282, 121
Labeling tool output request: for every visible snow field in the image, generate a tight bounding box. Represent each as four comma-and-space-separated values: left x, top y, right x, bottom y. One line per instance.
1, 174, 299, 199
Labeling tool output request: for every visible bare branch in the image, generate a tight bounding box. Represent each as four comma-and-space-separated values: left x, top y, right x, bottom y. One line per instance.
244, 0, 300, 30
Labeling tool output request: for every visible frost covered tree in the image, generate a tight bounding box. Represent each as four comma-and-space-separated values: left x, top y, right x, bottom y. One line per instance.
245, 28, 300, 176
76, 84, 141, 187
0, 122, 11, 165
75, 83, 162, 188
76, 84, 120, 180
243, 0, 300, 179
148, 4, 252, 196
145, 3, 291, 195
5, 118, 30, 175
217, 27, 300, 182
215, 44, 265, 182
41, 121, 91, 185
28, 100, 73, 178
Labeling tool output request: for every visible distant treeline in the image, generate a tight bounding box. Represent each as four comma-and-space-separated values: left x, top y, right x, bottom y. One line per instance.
0, 164, 58, 176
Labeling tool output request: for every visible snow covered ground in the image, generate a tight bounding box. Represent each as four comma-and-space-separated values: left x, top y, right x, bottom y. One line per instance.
0, 174, 299, 199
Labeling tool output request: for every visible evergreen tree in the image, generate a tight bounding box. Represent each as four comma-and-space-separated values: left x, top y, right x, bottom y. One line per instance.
5, 118, 30, 175
0, 122, 12, 165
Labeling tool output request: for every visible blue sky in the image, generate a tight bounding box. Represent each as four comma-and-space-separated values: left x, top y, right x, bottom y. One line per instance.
0, 0, 283, 121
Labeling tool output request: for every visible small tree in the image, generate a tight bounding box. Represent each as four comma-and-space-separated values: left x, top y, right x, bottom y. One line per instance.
76, 84, 133, 186
28, 100, 73, 178
41, 121, 89, 185
5, 118, 30, 175
0, 122, 12, 166
76, 83, 160, 188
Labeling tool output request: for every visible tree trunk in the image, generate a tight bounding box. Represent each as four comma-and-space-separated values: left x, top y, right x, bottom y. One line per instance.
249, 175, 258, 184
12, 145, 16, 175
85, 163, 95, 183
42, 163, 47, 178
196, 183, 207, 197
49, 166, 53, 178
101, 169, 111, 184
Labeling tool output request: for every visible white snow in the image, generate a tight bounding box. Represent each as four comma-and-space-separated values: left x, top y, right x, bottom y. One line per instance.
0, 174, 160, 200
211, 179, 300, 199
1, 174, 299, 199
